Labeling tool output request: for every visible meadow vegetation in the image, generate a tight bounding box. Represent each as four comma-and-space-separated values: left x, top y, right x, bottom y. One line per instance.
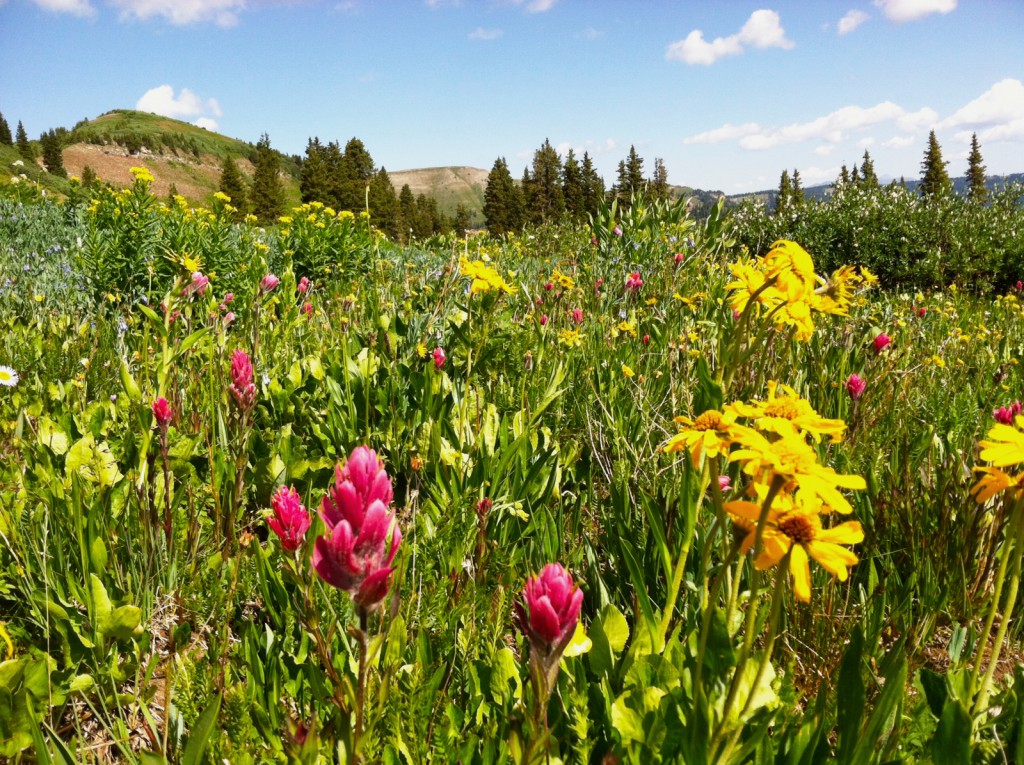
2, 168, 1024, 763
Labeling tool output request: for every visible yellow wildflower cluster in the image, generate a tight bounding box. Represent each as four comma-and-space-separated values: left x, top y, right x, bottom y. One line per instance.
129, 166, 154, 185
972, 417, 1024, 503
662, 382, 864, 601
549, 268, 576, 291
727, 240, 875, 341
459, 257, 516, 296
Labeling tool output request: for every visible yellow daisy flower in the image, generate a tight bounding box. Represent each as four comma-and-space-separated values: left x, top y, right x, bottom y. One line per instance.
728, 381, 847, 443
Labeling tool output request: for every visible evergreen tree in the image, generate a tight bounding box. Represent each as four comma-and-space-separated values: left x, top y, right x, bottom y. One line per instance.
859, 151, 879, 188
850, 164, 860, 185
339, 138, 376, 212
580, 152, 604, 218
323, 140, 345, 209
453, 203, 471, 237
398, 184, 416, 241
412, 193, 438, 239
16, 121, 33, 163
167, 183, 180, 205
562, 149, 584, 220
527, 139, 564, 224
218, 155, 248, 216
838, 164, 850, 186
625, 145, 645, 193
368, 167, 400, 239
0, 112, 12, 146
300, 137, 334, 205
651, 158, 670, 201
483, 157, 514, 235
920, 130, 952, 197
791, 169, 805, 207
81, 165, 97, 188
40, 130, 66, 177
250, 133, 284, 223
966, 132, 987, 203
776, 169, 792, 215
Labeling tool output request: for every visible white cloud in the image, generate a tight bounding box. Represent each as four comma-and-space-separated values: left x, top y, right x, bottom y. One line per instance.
801, 165, 841, 184
942, 79, 1024, 146
504, 0, 556, 12
837, 9, 870, 35
873, 0, 956, 23
684, 122, 762, 145
553, 138, 618, 159
883, 135, 916, 148
109, 0, 246, 26
136, 85, 222, 124
468, 27, 502, 40
194, 118, 219, 131
813, 145, 837, 156
686, 101, 938, 150
666, 9, 793, 66
31, 0, 95, 16
856, 136, 876, 147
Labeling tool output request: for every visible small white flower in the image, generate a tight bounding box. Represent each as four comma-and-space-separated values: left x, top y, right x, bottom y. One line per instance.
0, 366, 18, 387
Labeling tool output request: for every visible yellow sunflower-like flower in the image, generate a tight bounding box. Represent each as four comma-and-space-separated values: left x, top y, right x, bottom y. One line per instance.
726, 261, 776, 315
662, 408, 745, 467
729, 430, 865, 514
725, 490, 863, 602
813, 264, 860, 316
971, 466, 1022, 504
762, 239, 817, 298
978, 417, 1024, 468
459, 257, 516, 295
728, 381, 847, 443
557, 328, 582, 348
550, 268, 575, 291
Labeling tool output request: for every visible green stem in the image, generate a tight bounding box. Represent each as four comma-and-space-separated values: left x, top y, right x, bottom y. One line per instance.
354, 607, 370, 763
972, 496, 1024, 715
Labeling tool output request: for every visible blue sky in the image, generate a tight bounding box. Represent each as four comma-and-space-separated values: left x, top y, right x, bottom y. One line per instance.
2, 0, 1022, 192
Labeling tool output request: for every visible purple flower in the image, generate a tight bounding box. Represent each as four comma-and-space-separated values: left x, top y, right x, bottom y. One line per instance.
261, 273, 280, 293
313, 447, 401, 612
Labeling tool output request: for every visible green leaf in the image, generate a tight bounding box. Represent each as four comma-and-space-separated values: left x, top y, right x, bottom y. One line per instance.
137, 303, 167, 339
836, 627, 865, 765
89, 574, 112, 635
66, 434, 123, 487
489, 647, 520, 706
693, 358, 722, 415
89, 536, 108, 575
588, 604, 629, 677
37, 417, 68, 455
181, 694, 221, 765
918, 667, 948, 718
931, 699, 971, 765
175, 326, 212, 358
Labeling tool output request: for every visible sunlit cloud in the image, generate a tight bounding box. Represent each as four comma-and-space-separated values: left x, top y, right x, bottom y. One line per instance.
666, 10, 794, 66
874, 0, 956, 23
837, 9, 870, 35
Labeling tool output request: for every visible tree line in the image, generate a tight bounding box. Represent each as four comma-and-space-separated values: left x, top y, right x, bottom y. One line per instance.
482, 141, 674, 235
774, 130, 991, 215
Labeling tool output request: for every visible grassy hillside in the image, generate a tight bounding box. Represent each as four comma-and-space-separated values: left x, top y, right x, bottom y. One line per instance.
389, 166, 488, 226
0, 110, 302, 208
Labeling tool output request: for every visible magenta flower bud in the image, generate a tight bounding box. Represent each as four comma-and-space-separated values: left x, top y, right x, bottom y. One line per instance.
297, 276, 310, 294
595, 277, 604, 290
152, 397, 173, 427
186, 271, 209, 297
642, 334, 650, 346
229, 349, 257, 411
994, 406, 1015, 425
515, 563, 583, 659
846, 373, 866, 400
544, 281, 553, 291
872, 333, 891, 354
1013, 401, 1023, 417
539, 314, 548, 326
613, 226, 622, 236
674, 252, 684, 265
302, 302, 313, 318
625, 271, 643, 291
718, 475, 732, 492
1017, 281, 1023, 292
223, 311, 235, 326
571, 308, 584, 324
432, 347, 446, 370
223, 292, 234, 304
261, 273, 279, 292
313, 446, 401, 612
268, 486, 311, 551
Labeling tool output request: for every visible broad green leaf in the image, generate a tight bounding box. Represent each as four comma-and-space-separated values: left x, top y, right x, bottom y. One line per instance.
931, 699, 971, 765
37, 418, 68, 455
562, 621, 592, 659
66, 434, 123, 487
489, 647, 520, 706
181, 694, 221, 765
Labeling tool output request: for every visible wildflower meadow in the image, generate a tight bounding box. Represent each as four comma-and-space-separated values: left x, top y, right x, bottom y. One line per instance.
4, 172, 1024, 763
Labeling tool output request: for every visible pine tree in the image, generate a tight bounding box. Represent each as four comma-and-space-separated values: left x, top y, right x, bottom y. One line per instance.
40, 130, 66, 177
562, 149, 584, 220
791, 169, 805, 207
528, 139, 564, 224
218, 155, 248, 216
966, 132, 987, 203
919, 130, 952, 197
859, 151, 879, 188
16, 121, 33, 162
625, 146, 645, 193
300, 137, 334, 205
453, 203, 471, 237
398, 184, 416, 241
776, 169, 792, 215
412, 194, 437, 239
483, 157, 526, 235
81, 165, 97, 188
368, 167, 400, 239
250, 133, 284, 223
580, 152, 604, 218
339, 138, 376, 212
0, 112, 12, 146
651, 158, 670, 201
838, 164, 850, 186
850, 164, 860, 185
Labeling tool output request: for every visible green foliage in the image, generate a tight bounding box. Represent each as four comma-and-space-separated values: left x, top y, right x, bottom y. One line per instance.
250, 133, 284, 223
920, 129, 953, 197
0, 111, 12, 146
16, 120, 33, 163
966, 132, 988, 203
483, 156, 524, 236
217, 154, 248, 217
